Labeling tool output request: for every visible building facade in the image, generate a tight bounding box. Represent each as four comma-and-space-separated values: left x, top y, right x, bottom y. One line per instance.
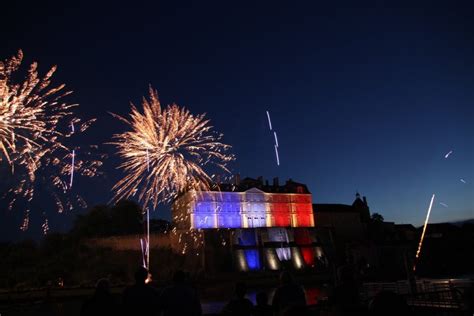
172, 177, 328, 272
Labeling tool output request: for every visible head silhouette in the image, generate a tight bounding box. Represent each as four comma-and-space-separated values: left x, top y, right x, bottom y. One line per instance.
134, 266, 149, 285
338, 265, 355, 284
95, 278, 110, 296
370, 290, 408, 315
280, 271, 294, 286
172, 270, 186, 285
235, 282, 247, 299
256, 291, 268, 306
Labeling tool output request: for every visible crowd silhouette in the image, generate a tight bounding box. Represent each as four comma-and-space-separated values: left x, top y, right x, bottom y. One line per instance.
78, 267, 426, 316
80, 268, 311, 316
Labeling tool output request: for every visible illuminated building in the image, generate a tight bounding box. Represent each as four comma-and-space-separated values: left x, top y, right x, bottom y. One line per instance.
173, 177, 328, 272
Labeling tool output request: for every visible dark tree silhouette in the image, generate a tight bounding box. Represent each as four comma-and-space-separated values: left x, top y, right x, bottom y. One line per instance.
72, 201, 143, 238
371, 213, 384, 223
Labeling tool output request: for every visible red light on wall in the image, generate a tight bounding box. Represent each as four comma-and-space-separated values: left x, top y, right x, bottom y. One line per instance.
294, 229, 314, 266
273, 203, 291, 226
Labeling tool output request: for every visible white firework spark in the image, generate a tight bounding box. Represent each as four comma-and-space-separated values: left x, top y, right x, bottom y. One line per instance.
266, 110, 272, 131
274, 145, 280, 166
444, 150, 453, 159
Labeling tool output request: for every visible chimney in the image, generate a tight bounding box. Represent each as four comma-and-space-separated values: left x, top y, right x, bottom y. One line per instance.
363, 196, 368, 206
234, 174, 241, 185
273, 177, 279, 187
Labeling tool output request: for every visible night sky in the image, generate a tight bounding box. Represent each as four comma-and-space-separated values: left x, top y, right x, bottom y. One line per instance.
1, 1, 473, 240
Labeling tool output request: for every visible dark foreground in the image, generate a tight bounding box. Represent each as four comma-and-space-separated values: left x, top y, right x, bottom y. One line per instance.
1, 277, 473, 316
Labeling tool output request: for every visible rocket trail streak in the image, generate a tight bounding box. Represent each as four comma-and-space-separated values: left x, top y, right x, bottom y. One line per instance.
69, 150, 75, 188
444, 150, 453, 159
266, 111, 273, 131
274, 145, 280, 166
273, 131, 279, 147
414, 194, 435, 271
146, 207, 150, 269
460, 179, 467, 184
439, 202, 448, 208
146, 148, 150, 172
140, 238, 146, 268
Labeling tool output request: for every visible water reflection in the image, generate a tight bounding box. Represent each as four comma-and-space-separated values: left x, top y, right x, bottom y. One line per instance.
202, 285, 324, 314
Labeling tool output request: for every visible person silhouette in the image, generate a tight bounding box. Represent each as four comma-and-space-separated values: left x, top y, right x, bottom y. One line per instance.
254, 291, 273, 316
328, 264, 361, 316
272, 271, 306, 315
369, 290, 409, 316
81, 278, 117, 316
222, 282, 254, 316
160, 270, 202, 316
122, 267, 161, 316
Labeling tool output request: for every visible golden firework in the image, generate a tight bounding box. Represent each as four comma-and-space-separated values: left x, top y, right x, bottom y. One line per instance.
0, 50, 103, 229
111, 87, 234, 208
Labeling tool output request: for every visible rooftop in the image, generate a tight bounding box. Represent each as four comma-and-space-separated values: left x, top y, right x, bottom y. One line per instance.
209, 176, 311, 194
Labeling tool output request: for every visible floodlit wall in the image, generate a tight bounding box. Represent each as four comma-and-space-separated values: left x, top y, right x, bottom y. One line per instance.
173, 189, 314, 229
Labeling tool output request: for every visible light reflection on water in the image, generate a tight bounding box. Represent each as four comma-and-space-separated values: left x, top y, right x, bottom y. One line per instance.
202, 286, 324, 315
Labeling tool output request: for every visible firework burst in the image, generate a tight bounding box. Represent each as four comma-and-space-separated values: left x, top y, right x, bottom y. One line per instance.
110, 87, 234, 208
0, 50, 103, 230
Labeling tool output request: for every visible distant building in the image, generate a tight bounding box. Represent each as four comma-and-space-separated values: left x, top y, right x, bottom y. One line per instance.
172, 177, 328, 272
313, 193, 373, 266
315, 192, 370, 242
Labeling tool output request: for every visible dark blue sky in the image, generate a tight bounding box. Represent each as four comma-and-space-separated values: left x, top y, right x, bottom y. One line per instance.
1, 1, 473, 240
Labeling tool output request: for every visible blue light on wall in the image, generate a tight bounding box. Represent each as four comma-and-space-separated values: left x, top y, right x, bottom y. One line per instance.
236, 229, 261, 270
244, 250, 261, 270
194, 201, 216, 228
217, 201, 241, 228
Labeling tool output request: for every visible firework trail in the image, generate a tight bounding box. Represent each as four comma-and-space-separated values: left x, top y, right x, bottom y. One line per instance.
265, 110, 280, 166
140, 238, 146, 267
69, 149, 75, 188
439, 202, 448, 208
146, 148, 150, 172
444, 150, 453, 159
266, 110, 273, 131
41, 214, 50, 235
146, 207, 150, 269
20, 209, 30, 231
460, 178, 467, 184
0, 50, 103, 227
414, 193, 435, 271
110, 87, 234, 209
274, 145, 280, 166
